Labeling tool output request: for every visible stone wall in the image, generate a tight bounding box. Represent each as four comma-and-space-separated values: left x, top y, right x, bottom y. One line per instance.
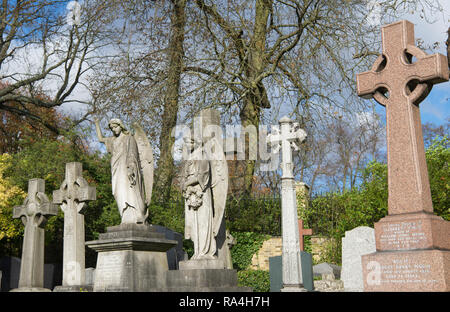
249, 237, 282, 271
311, 236, 336, 263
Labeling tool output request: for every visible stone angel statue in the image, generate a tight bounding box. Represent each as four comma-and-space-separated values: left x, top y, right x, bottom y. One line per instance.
181, 133, 228, 261
94, 118, 154, 224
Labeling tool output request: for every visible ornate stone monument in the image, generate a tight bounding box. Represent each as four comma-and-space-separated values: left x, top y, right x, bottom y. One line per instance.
53, 162, 96, 292
163, 108, 249, 291
87, 119, 177, 291
356, 20, 450, 291
10, 179, 58, 292
267, 116, 307, 292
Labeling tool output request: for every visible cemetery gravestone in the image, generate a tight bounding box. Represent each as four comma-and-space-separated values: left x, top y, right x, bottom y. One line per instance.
53, 162, 96, 292
163, 108, 250, 292
357, 20, 450, 291
152, 224, 185, 270
85, 268, 95, 286
298, 219, 312, 252
269, 254, 314, 292
267, 116, 307, 292
86, 223, 177, 292
341, 226, 376, 292
0, 256, 21, 292
10, 179, 58, 292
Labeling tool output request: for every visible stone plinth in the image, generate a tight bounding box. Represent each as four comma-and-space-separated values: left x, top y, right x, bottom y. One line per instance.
374, 213, 450, 251
86, 224, 177, 292
361, 212, 450, 291
162, 259, 251, 292
362, 249, 449, 292
178, 259, 225, 270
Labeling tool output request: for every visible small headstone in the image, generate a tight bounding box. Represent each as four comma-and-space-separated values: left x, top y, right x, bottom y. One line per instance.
85, 268, 95, 285
152, 224, 185, 270
269, 253, 314, 292
10, 179, 58, 292
341, 226, 375, 292
269, 256, 282, 292
0, 256, 21, 291
313, 262, 341, 280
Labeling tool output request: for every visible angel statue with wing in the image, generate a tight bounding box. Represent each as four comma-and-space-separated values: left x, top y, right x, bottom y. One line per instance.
181, 130, 228, 261
94, 118, 153, 224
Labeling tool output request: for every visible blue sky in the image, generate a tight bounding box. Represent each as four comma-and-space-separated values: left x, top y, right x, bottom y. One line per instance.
392, 0, 450, 128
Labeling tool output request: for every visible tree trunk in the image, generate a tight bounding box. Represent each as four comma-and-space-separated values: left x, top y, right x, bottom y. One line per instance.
154, 0, 186, 201
238, 0, 271, 196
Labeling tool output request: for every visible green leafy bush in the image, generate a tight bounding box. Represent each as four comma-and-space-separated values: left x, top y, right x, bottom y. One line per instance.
237, 270, 270, 292
230, 231, 270, 271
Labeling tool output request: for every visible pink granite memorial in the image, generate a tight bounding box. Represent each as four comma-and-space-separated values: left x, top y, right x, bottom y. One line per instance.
356, 20, 449, 292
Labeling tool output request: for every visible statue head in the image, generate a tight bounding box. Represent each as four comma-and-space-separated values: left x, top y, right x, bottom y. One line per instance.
108, 119, 130, 136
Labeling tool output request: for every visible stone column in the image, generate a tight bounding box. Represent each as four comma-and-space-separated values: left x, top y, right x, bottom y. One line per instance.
268, 116, 307, 292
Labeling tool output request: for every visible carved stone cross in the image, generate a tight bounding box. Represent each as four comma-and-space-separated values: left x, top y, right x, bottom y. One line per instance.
267, 116, 307, 291
298, 219, 312, 252
356, 20, 449, 215
53, 162, 96, 287
12, 179, 58, 291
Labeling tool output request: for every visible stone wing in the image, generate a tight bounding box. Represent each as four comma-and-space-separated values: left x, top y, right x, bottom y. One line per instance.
132, 122, 154, 206
208, 137, 228, 237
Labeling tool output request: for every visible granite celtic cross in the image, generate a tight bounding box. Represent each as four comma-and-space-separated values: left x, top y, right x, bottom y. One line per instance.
13, 179, 58, 290
356, 20, 448, 215
53, 162, 96, 287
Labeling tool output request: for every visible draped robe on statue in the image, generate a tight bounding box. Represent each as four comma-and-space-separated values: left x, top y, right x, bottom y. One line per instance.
182, 147, 216, 260
105, 133, 147, 224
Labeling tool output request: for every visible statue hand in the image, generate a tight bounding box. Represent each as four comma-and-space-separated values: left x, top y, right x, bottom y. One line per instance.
127, 166, 136, 186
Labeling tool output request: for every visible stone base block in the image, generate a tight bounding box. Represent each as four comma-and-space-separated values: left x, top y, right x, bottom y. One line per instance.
280, 285, 308, 292
10, 287, 52, 292
179, 259, 225, 270
374, 213, 450, 251
163, 269, 251, 292
362, 249, 450, 291
53, 285, 93, 292
86, 223, 177, 292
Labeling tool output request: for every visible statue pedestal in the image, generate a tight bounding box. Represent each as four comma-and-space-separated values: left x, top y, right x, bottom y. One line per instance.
53, 285, 93, 292
162, 259, 252, 292
86, 224, 177, 292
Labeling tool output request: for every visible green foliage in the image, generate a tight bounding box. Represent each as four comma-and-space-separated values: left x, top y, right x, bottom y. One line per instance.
230, 231, 270, 271
302, 137, 449, 264
226, 196, 281, 235
426, 136, 449, 220
1, 131, 117, 266
149, 196, 185, 234
237, 270, 270, 292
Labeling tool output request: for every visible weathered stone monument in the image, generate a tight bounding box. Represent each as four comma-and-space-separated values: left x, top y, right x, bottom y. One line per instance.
267, 116, 307, 292
162, 108, 249, 291
10, 179, 58, 292
88, 120, 177, 291
53, 162, 96, 292
341, 226, 376, 292
356, 20, 450, 291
